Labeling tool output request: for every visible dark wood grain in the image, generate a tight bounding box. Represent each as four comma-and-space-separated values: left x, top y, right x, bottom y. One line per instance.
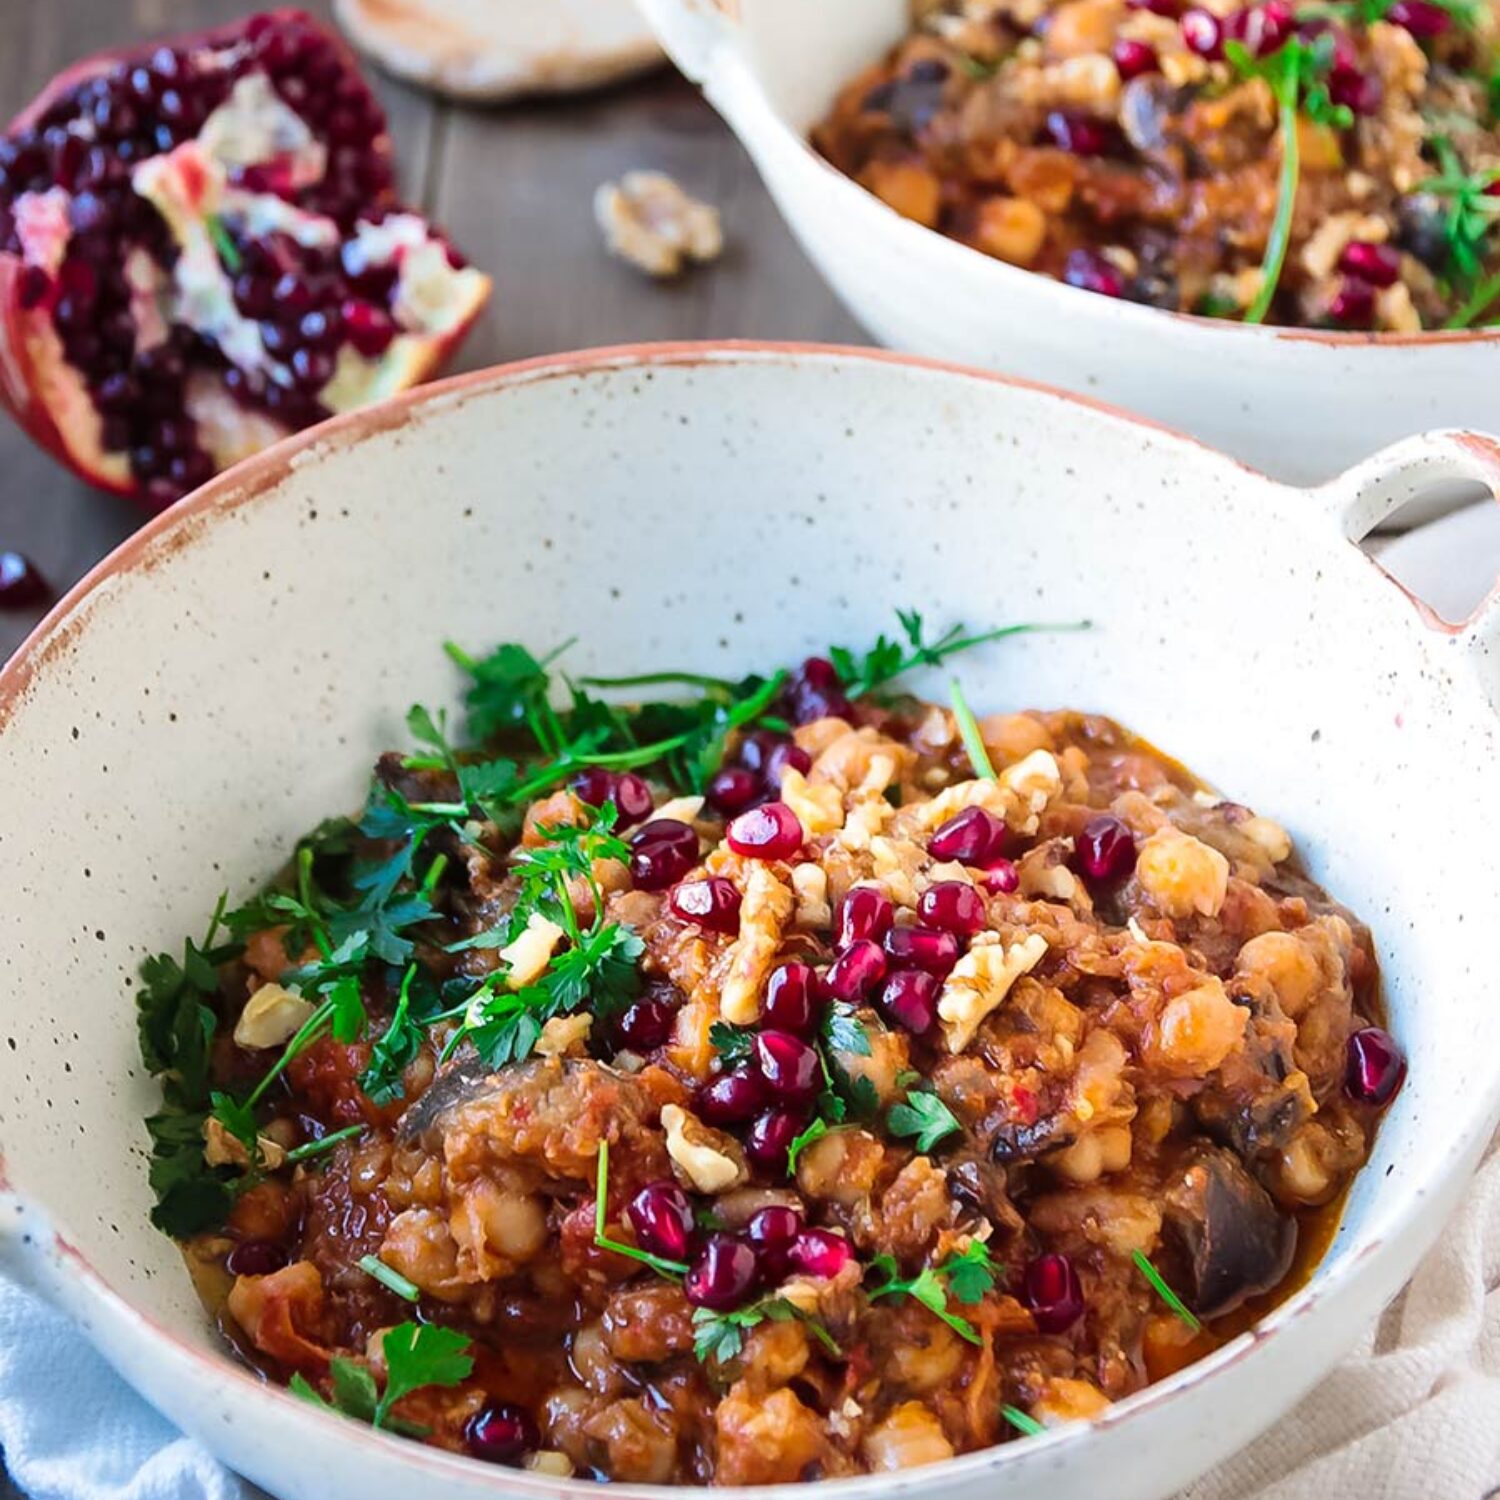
0, 0, 864, 667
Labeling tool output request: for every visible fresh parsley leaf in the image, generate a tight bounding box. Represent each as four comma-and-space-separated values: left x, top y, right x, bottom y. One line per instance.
292, 1322, 473, 1434
444, 639, 564, 745
691, 1298, 841, 1365
822, 1003, 871, 1058
943, 1240, 1002, 1305
786, 1118, 830, 1173
709, 1021, 755, 1068
867, 1244, 998, 1345
359, 966, 425, 1106
887, 1089, 962, 1153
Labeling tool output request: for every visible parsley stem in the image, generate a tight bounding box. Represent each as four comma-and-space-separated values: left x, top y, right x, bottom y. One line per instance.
246, 998, 333, 1109
594, 1142, 689, 1278
1133, 1249, 1203, 1333
949, 677, 997, 781
296, 847, 334, 961
284, 1124, 362, 1164
1245, 82, 1299, 324
582, 669, 738, 693
1002, 1405, 1046, 1438
359, 1253, 421, 1303
420, 853, 448, 895
1444, 269, 1500, 328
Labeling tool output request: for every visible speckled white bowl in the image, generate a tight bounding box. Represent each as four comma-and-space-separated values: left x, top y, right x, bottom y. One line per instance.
1, 343, 1498, 1500
639, 0, 1500, 496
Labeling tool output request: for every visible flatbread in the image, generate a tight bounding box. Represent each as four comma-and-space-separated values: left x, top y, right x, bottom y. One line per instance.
334, 0, 665, 102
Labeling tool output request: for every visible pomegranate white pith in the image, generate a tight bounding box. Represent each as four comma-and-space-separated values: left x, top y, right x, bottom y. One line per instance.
0, 9, 489, 507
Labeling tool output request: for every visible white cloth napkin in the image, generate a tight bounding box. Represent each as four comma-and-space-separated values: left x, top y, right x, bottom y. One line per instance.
4, 505, 1499, 1500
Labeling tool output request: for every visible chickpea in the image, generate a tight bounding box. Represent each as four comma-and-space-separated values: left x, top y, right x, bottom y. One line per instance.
571, 1321, 629, 1396
862, 1402, 955, 1471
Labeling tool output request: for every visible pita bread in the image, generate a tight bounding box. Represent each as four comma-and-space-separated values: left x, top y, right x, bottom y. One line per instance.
334, 0, 665, 102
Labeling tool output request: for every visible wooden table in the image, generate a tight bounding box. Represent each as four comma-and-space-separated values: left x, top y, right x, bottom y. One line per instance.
0, 5, 859, 1492
0, 0, 864, 666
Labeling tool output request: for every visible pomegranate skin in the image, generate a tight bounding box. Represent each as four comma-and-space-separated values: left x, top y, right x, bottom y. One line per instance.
0, 10, 489, 510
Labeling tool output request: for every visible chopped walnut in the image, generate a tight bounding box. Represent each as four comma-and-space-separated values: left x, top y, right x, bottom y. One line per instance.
594, 171, 724, 278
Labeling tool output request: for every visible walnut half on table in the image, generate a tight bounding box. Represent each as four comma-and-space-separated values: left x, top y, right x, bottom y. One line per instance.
594, 169, 724, 278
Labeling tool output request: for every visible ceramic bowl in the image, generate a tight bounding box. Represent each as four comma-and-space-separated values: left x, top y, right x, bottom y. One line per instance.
638, 0, 1500, 496
1, 343, 1498, 1500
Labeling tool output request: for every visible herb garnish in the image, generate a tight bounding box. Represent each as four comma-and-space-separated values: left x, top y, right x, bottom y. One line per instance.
1001, 1404, 1046, 1437
1133, 1249, 1203, 1333
593, 1141, 690, 1278
1226, 35, 1353, 324
205, 213, 243, 272
949, 677, 997, 781
358, 1254, 422, 1303
290, 1321, 473, 1434
1418, 137, 1500, 322
887, 1088, 962, 1153
786, 1118, 830, 1173
692, 1297, 843, 1364
868, 1241, 1002, 1345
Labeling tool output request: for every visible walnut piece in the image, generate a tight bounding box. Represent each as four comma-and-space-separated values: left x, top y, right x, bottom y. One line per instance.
594, 170, 723, 278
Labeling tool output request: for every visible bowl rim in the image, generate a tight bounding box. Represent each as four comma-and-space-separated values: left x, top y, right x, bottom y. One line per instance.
697, 21, 1500, 351
1, 339, 1494, 1499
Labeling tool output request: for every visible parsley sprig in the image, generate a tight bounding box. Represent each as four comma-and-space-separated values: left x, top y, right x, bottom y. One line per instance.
290, 1321, 473, 1434
1418, 138, 1500, 319
1133, 1249, 1203, 1333
868, 1241, 1002, 1345
887, 1087, 963, 1153
593, 1140, 691, 1278
692, 1297, 842, 1364
949, 677, 997, 781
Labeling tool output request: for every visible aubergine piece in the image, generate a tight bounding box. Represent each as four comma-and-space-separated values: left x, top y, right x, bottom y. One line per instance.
1163, 1144, 1295, 1319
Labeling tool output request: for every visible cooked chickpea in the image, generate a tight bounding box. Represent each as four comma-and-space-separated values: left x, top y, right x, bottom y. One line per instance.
862, 1402, 955, 1470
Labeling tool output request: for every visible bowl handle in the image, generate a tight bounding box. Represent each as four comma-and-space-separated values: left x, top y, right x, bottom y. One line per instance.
634, 0, 739, 85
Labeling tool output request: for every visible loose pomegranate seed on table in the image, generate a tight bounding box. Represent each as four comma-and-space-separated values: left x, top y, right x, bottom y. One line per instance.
0, 9, 488, 506
0, 551, 51, 609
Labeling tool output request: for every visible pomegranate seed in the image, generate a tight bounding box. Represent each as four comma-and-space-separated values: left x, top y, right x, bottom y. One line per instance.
979, 858, 1019, 895
1074, 814, 1137, 883
670, 876, 742, 934
1127, 0, 1180, 12
1387, 0, 1449, 34
789, 1228, 855, 1279
613, 772, 655, 823
918, 880, 987, 935
762, 962, 821, 1035
627, 1180, 695, 1261
1345, 1026, 1406, 1106
877, 969, 940, 1035
0, 551, 52, 609
1329, 65, 1381, 114
1328, 275, 1376, 328
697, 1069, 767, 1125
929, 805, 1008, 865
341, 298, 397, 358
1180, 8, 1224, 56
745, 1108, 807, 1170
1023, 1253, 1085, 1333
707, 765, 760, 814
1112, 38, 1161, 78
765, 740, 813, 786
786, 656, 853, 725
837, 886, 895, 947
822, 938, 888, 1003
1225, 1, 1294, 55
17, 265, 51, 309
1046, 111, 1112, 156
571, 767, 616, 806
1063, 248, 1127, 298
1338, 241, 1400, 288
726, 802, 803, 861
465, 1404, 539, 1465
614, 995, 678, 1051
753, 1030, 822, 1104
1116, 38, 1158, 77
684, 1234, 760, 1309
224, 1239, 288, 1277
884, 924, 961, 975
746, 1205, 803, 1277
629, 819, 699, 890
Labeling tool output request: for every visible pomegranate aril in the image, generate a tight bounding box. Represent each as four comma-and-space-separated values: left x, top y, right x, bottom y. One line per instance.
979, 858, 1020, 895
571, 767, 616, 807
224, 1238, 288, 1277
613, 772, 655, 823
684, 1234, 760, 1310
1224, 1, 1294, 55
745, 1108, 806, 1170
1330, 65, 1381, 114
1387, 0, 1449, 35
1113, 37, 1162, 77
763, 962, 821, 1035
1063, 247, 1127, 298
883, 925, 960, 975
753, 1030, 822, 1104
1338, 240, 1400, 288
628, 819, 699, 890
615, 995, 678, 1051
1074, 814, 1137, 883
765, 741, 813, 787
929, 805, 1008, 864
17, 266, 50, 309
465, 1404, 539, 1466
670, 876, 743, 935
877, 969, 940, 1035
697, 1069, 767, 1126
627, 1180, 695, 1261
726, 801, 804, 861
837, 885, 895, 947
918, 880, 987, 935
1328, 275, 1376, 327
341, 298, 398, 358
822, 938, 888, 1003
1046, 111, 1113, 156
786, 656, 853, 725
298, 307, 342, 348
706, 765, 760, 814
1345, 1026, 1406, 1106
1023, 1252, 1085, 1333
1180, 8, 1224, 56
789, 1228, 855, 1279
747, 1204, 802, 1277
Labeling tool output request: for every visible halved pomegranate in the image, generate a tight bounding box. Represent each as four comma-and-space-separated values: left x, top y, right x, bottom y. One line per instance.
0, 10, 489, 509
